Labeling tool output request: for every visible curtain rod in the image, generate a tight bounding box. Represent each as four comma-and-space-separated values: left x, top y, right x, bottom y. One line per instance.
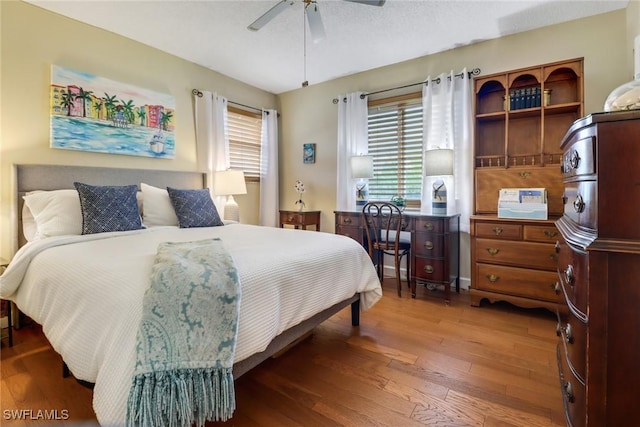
331, 67, 481, 104
192, 89, 273, 115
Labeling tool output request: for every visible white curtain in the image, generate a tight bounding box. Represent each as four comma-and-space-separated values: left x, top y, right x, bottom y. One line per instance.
421, 69, 473, 232
259, 109, 279, 227
336, 92, 369, 211
194, 90, 229, 211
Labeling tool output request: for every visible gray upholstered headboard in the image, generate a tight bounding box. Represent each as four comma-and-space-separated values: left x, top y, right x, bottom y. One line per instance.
15, 164, 207, 248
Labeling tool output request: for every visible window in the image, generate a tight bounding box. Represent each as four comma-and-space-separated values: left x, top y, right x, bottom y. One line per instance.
227, 106, 262, 181
367, 93, 423, 208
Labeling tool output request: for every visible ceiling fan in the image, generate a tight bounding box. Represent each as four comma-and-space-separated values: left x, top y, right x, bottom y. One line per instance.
248, 0, 386, 44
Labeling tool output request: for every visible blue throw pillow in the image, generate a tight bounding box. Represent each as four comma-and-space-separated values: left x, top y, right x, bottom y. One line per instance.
166, 187, 224, 228
74, 182, 143, 235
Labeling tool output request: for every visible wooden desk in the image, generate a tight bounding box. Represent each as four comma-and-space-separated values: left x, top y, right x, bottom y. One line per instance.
334, 211, 460, 301
279, 210, 321, 231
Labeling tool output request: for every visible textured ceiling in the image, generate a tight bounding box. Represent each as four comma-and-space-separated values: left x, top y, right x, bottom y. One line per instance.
25, 0, 628, 94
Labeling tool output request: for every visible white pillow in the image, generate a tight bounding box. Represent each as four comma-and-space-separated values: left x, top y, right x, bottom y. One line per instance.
140, 183, 178, 227
23, 189, 83, 239
21, 202, 38, 241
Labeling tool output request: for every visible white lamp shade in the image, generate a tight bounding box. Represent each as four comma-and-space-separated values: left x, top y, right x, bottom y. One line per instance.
213, 169, 247, 196
424, 149, 454, 176
350, 155, 374, 179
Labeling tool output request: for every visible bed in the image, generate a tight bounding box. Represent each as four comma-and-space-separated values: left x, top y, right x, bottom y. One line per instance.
0, 164, 382, 426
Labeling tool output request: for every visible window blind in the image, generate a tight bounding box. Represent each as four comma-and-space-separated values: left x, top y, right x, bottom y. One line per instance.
367, 97, 423, 206
228, 107, 262, 181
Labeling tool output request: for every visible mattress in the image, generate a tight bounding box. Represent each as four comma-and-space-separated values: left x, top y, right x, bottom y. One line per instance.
0, 223, 382, 425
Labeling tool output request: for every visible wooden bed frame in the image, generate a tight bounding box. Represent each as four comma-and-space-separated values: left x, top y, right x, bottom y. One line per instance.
14, 164, 361, 380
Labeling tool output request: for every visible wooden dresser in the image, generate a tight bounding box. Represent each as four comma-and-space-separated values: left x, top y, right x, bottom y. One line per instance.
555, 111, 640, 426
471, 58, 583, 310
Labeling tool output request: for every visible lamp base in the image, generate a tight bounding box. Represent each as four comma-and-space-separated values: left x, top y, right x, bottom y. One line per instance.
432, 179, 447, 215
224, 195, 240, 222
355, 180, 369, 210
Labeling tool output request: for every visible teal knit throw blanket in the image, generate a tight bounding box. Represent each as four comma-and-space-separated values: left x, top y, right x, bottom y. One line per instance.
126, 239, 241, 427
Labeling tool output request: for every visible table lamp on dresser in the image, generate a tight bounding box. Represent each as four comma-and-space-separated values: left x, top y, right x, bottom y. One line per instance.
424, 148, 453, 215
351, 154, 374, 210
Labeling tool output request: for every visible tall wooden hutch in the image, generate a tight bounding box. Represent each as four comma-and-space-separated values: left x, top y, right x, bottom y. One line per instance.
470, 58, 584, 310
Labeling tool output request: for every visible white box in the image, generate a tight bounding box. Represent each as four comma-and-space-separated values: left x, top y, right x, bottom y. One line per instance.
498, 188, 548, 220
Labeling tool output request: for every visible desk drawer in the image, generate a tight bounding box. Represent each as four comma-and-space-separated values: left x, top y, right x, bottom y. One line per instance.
563, 181, 597, 229
336, 213, 361, 227
476, 263, 558, 301
413, 233, 444, 257
556, 237, 588, 314
336, 225, 363, 244
475, 238, 557, 270
524, 225, 559, 243
414, 257, 445, 282
557, 307, 587, 384
557, 344, 586, 427
414, 218, 443, 233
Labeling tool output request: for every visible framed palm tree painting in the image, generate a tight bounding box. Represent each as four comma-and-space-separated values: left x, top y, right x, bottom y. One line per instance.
50, 65, 176, 158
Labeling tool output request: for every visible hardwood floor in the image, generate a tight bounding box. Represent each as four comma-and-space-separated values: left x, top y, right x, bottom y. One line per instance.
1, 280, 565, 426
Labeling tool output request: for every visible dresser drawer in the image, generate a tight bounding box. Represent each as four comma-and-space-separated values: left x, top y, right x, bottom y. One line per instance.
561, 136, 595, 179
523, 225, 559, 243
335, 213, 361, 227
557, 307, 587, 384
557, 344, 586, 427
556, 238, 588, 314
414, 257, 445, 282
475, 222, 522, 240
475, 238, 558, 270
476, 263, 558, 301
413, 233, 444, 257
563, 181, 597, 229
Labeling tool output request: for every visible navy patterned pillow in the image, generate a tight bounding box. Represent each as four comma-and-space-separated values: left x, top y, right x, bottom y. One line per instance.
167, 187, 224, 228
74, 182, 143, 235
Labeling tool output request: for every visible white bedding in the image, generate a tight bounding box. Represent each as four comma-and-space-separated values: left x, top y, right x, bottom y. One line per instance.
0, 223, 382, 425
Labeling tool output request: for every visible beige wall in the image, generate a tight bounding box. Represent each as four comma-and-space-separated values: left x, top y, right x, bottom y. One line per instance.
0, 0, 277, 258
278, 9, 630, 286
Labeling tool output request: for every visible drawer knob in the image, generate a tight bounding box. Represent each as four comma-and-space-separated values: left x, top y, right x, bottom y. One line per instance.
343, 217, 352, 224
553, 282, 561, 295
565, 265, 575, 285
555, 241, 561, 253
424, 222, 434, 231
569, 150, 581, 169
492, 227, 503, 235
573, 194, 585, 213
486, 274, 499, 283
486, 248, 500, 256
544, 230, 558, 238
564, 382, 575, 403
564, 323, 574, 344
519, 171, 531, 178
424, 265, 434, 274
288, 216, 295, 222
424, 241, 434, 250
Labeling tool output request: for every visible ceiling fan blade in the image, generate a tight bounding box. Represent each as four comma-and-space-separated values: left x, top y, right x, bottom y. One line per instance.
248, 0, 293, 32
343, 0, 386, 6
305, 2, 326, 43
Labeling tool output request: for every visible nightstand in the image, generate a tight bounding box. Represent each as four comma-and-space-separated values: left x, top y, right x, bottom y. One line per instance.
1, 257, 13, 347
279, 210, 321, 231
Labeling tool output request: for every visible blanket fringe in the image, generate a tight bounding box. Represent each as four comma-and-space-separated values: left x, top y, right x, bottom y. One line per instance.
126, 368, 235, 427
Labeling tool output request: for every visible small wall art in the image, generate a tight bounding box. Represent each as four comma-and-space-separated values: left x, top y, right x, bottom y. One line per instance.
50, 65, 176, 158
303, 143, 316, 164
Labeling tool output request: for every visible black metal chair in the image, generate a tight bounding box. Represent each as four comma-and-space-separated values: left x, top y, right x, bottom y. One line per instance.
362, 202, 411, 297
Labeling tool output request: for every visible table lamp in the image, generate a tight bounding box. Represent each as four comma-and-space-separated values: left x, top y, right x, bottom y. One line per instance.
424, 148, 453, 215
351, 155, 373, 209
213, 169, 247, 222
